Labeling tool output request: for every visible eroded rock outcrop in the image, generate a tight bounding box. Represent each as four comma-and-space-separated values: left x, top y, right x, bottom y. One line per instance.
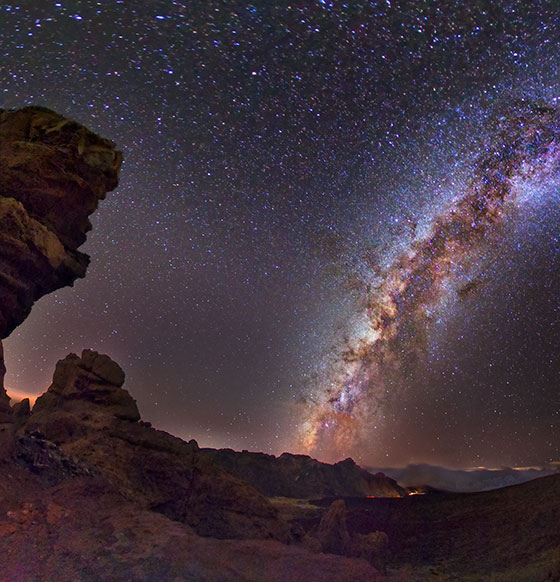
313, 499, 389, 572
0, 342, 10, 423
0, 106, 121, 419
29, 349, 140, 434
316, 499, 351, 555
24, 350, 291, 542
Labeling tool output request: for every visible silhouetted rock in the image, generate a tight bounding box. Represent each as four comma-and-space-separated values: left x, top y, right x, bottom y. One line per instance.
202, 448, 404, 498
11, 397, 30, 427
316, 499, 351, 555
350, 531, 389, 572
0, 107, 121, 416
24, 350, 291, 542
0, 342, 10, 423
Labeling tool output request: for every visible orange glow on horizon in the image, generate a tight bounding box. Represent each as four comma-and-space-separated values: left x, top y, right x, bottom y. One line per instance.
6, 388, 39, 406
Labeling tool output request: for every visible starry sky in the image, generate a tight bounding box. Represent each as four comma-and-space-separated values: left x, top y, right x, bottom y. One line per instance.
1, 0, 559, 469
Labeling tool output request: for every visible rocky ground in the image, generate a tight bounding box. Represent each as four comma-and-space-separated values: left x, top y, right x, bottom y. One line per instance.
302, 477, 560, 581
0, 446, 379, 581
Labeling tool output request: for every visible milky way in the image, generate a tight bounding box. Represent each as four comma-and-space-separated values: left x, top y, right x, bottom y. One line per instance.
300, 102, 560, 461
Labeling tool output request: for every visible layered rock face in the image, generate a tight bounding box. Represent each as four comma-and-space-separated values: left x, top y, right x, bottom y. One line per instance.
0, 106, 122, 416
24, 350, 291, 542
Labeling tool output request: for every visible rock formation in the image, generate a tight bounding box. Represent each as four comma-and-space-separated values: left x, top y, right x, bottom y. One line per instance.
316, 499, 351, 555
201, 447, 405, 499
312, 498, 389, 572
0, 106, 122, 420
24, 350, 291, 541
0, 342, 10, 423
0, 461, 380, 581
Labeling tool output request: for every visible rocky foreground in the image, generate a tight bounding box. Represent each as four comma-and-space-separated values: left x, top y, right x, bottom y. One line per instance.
3, 348, 559, 582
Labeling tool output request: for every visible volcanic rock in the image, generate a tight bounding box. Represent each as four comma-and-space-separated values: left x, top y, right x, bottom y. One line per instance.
350, 531, 389, 572
11, 397, 30, 427
201, 448, 404, 498
0, 106, 121, 336
0, 107, 121, 421
0, 342, 10, 423
29, 349, 140, 430
13, 432, 93, 485
316, 499, 351, 555
24, 350, 291, 542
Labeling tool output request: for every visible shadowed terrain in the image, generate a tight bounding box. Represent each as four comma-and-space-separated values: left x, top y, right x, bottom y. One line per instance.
303, 475, 560, 581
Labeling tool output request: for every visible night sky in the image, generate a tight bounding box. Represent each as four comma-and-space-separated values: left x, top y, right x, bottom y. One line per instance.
1, 1, 559, 469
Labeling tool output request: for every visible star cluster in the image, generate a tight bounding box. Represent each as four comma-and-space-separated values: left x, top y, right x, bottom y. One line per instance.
1, 1, 559, 467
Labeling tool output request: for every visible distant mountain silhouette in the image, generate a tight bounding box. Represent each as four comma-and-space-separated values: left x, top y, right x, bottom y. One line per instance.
369, 462, 560, 492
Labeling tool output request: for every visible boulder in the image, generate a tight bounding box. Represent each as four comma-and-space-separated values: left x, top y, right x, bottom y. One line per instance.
316, 499, 351, 555
29, 349, 140, 427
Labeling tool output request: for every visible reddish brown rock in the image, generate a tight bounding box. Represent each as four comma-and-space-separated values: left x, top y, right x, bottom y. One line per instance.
30, 349, 140, 428
316, 499, 351, 555
0, 461, 381, 582
0, 106, 121, 250
24, 350, 291, 542
0, 106, 121, 342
